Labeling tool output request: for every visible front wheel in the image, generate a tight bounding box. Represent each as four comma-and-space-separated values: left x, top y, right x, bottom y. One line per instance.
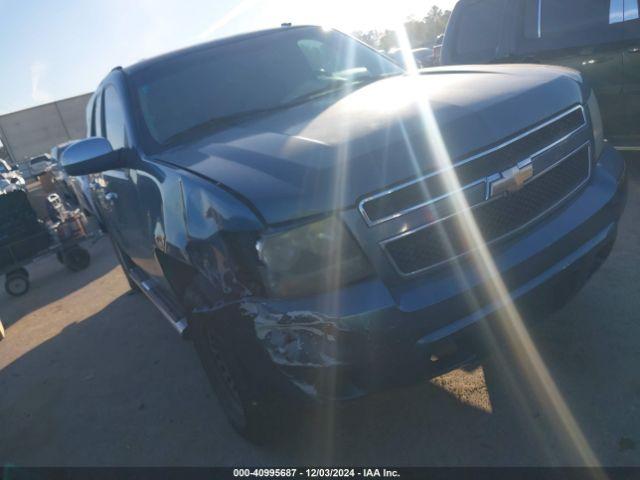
5, 269, 30, 297
191, 313, 275, 444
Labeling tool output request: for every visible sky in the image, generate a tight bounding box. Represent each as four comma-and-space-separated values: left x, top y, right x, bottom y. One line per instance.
0, 0, 457, 115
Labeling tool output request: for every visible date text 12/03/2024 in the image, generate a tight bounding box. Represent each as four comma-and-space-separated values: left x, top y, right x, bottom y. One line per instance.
232, 469, 401, 478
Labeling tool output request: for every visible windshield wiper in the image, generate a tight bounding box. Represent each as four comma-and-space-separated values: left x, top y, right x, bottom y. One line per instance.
357, 71, 404, 84
162, 106, 288, 146
283, 85, 348, 105
162, 72, 403, 146
162, 92, 340, 146
285, 72, 403, 104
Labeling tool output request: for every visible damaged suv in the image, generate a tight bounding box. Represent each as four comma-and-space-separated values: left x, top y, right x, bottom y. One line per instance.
62, 25, 627, 441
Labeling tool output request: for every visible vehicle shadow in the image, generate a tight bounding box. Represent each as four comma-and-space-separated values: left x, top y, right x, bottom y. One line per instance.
0, 286, 596, 467
268, 367, 547, 466
0, 236, 118, 329
0, 286, 544, 466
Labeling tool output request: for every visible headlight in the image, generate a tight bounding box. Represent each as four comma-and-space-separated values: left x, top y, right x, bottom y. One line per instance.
256, 217, 372, 298
587, 90, 605, 160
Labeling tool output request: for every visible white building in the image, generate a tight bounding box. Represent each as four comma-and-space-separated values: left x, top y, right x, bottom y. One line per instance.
0, 93, 92, 175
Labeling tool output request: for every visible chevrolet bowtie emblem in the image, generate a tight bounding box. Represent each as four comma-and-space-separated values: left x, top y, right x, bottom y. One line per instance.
487, 159, 534, 199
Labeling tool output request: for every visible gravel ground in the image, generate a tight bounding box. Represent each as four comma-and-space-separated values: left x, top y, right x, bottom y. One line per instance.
0, 157, 639, 467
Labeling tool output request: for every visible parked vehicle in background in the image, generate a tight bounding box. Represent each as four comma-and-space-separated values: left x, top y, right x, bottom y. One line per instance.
62, 25, 626, 443
50, 143, 73, 185
0, 159, 25, 188
432, 34, 444, 66
0, 177, 21, 194
49, 142, 82, 207
413, 47, 434, 67
388, 47, 434, 68
27, 154, 53, 177
442, 0, 640, 148
50, 142, 102, 227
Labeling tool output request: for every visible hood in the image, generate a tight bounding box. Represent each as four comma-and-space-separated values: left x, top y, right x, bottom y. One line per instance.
158, 65, 586, 225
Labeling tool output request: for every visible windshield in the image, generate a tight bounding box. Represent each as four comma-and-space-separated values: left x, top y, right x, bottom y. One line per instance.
131, 27, 403, 149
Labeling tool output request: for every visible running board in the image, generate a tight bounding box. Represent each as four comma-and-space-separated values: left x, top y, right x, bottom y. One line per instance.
127, 268, 189, 337
614, 146, 640, 152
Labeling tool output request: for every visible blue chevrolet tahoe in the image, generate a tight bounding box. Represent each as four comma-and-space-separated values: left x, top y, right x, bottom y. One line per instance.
61, 25, 627, 442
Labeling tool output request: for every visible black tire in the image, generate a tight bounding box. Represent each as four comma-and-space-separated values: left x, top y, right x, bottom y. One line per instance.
5, 269, 30, 297
63, 246, 91, 272
191, 313, 275, 444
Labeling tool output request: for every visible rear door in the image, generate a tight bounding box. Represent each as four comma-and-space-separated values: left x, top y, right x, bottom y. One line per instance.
621, 0, 640, 144
514, 0, 626, 138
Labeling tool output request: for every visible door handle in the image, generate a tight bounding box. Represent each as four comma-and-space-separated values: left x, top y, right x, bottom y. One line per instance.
628, 47, 640, 54
105, 192, 118, 203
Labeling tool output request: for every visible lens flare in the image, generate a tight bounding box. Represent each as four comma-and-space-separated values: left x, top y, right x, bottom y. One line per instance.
391, 23, 604, 471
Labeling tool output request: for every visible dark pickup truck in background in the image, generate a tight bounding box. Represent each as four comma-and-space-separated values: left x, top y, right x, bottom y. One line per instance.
442, 0, 640, 149
61, 25, 626, 443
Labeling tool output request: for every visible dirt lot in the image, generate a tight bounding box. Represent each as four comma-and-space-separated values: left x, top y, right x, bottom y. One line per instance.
1, 157, 639, 467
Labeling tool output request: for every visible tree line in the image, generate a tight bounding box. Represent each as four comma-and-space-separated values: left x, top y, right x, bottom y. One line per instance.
352, 6, 451, 52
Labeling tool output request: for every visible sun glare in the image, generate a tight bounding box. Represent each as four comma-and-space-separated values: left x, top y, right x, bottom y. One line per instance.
191, 0, 607, 467
390, 22, 606, 473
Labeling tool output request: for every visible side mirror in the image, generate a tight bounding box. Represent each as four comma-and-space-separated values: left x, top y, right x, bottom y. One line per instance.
61, 137, 127, 176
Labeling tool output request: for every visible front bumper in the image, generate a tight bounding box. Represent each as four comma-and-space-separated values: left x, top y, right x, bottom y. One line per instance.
224, 146, 627, 403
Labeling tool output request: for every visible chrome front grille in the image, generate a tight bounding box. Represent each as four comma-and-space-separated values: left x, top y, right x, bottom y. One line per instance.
382, 143, 591, 276
359, 105, 592, 277
359, 105, 587, 226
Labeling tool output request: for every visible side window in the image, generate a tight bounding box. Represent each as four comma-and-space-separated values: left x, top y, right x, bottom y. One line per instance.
541, 0, 610, 36
519, 0, 622, 51
103, 86, 127, 150
453, 0, 506, 63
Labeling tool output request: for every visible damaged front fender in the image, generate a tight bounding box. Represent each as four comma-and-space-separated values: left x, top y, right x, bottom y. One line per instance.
179, 175, 264, 308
